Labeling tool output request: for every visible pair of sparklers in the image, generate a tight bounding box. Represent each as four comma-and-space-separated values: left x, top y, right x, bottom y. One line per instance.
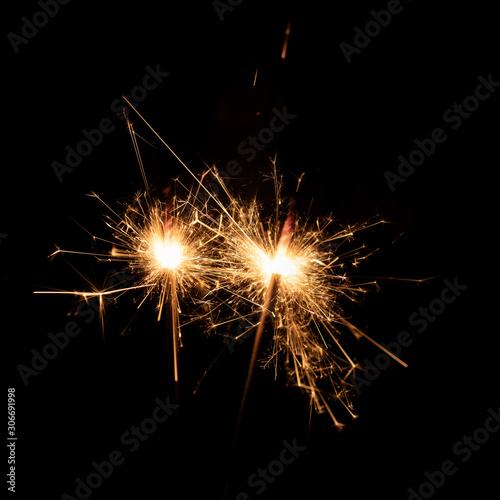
36, 99, 408, 433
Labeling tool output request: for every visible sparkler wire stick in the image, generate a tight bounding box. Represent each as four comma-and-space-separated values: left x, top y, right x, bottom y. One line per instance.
123, 118, 184, 396
233, 272, 280, 446
233, 200, 296, 446
165, 270, 181, 408
158, 191, 182, 400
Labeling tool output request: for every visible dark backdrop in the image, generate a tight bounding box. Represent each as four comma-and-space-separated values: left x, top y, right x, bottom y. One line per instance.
3, 1, 498, 499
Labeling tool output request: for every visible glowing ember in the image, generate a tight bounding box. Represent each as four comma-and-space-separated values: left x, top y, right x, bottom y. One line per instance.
153, 239, 183, 269
262, 253, 296, 278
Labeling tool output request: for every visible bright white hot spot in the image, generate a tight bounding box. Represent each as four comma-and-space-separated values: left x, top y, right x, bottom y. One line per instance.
153, 239, 183, 269
262, 253, 297, 277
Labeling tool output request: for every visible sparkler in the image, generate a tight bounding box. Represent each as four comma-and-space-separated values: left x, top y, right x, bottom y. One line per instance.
206, 163, 408, 430
37, 97, 408, 432
233, 198, 294, 441
212, 165, 410, 499
116, 98, 408, 429
105, 187, 218, 391
37, 187, 219, 390
35, 118, 222, 398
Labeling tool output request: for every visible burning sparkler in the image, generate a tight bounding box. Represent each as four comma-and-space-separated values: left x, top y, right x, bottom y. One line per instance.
107, 187, 219, 385
205, 163, 408, 431
37, 98, 408, 432
115, 101, 408, 429
232, 197, 295, 441
35, 118, 222, 397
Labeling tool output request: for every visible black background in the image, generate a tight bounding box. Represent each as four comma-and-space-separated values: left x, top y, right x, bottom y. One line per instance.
3, 1, 498, 499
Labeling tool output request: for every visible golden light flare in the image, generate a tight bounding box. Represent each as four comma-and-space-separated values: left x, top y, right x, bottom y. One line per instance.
153, 239, 183, 270
100, 190, 222, 321
203, 164, 406, 430
262, 252, 298, 279
36, 98, 411, 430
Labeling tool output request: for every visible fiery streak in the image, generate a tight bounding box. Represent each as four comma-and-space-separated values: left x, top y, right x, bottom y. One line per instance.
281, 21, 292, 59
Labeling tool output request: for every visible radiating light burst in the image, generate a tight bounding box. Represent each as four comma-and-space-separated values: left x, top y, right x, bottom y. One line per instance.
209, 166, 402, 429
36, 184, 222, 388
103, 188, 224, 384
262, 252, 298, 278
37, 97, 409, 430
153, 239, 183, 269
105, 190, 217, 316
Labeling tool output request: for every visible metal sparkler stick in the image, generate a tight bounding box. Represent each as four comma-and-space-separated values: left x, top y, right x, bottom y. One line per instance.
233, 200, 296, 446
